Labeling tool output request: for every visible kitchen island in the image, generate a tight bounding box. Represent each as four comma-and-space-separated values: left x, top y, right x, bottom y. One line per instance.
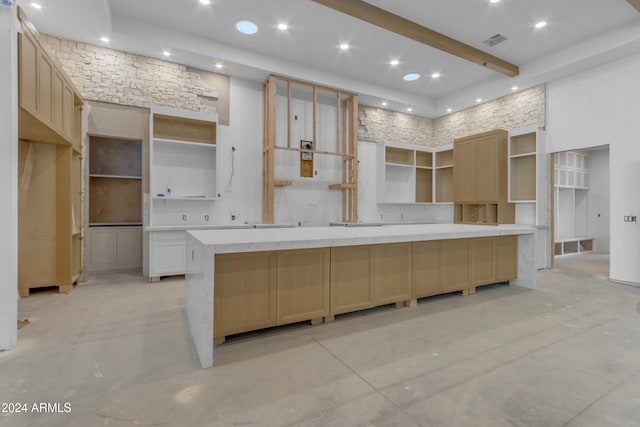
185, 224, 536, 368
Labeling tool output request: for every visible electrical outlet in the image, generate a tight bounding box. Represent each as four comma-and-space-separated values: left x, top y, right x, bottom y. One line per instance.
314, 169, 318, 176
400, 213, 404, 219
380, 214, 383, 220
230, 210, 236, 221
204, 215, 209, 222
182, 214, 187, 222
632, 216, 638, 223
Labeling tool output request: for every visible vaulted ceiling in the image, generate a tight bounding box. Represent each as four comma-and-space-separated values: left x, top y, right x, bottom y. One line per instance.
17, 0, 640, 117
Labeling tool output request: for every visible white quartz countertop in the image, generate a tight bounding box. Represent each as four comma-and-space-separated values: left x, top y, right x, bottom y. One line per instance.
187, 223, 536, 254
145, 224, 252, 231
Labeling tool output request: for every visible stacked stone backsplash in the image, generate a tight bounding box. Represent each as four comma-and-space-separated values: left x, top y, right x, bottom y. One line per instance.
359, 86, 545, 147
40, 35, 222, 114
358, 107, 434, 147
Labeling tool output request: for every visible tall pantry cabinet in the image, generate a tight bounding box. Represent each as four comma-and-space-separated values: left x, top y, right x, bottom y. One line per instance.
17, 8, 84, 296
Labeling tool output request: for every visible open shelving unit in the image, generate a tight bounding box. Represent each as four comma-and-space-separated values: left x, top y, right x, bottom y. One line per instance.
88, 136, 142, 271
554, 150, 593, 257
377, 142, 453, 205
148, 106, 218, 281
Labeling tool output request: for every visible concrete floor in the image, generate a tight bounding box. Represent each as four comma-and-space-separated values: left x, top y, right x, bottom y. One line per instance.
2, 253, 640, 426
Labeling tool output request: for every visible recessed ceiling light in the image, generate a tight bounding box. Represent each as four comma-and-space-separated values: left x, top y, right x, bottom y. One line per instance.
381, 101, 387, 106
30, 2, 42, 9
277, 23, 288, 31
390, 59, 399, 66
403, 73, 420, 81
199, 0, 211, 4
236, 20, 258, 35
431, 72, 441, 79
511, 86, 519, 91
100, 37, 110, 43
490, 0, 500, 3
447, 108, 453, 113
162, 51, 171, 57
407, 107, 413, 112
215, 63, 223, 69
339, 43, 350, 50
535, 21, 547, 29
476, 98, 482, 103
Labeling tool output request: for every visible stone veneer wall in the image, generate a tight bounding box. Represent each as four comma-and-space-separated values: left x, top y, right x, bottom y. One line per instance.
358, 106, 434, 147
359, 85, 545, 147
432, 86, 546, 146
39, 35, 225, 116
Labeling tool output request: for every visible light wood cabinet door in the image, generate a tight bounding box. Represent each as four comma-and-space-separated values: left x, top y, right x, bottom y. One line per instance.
215, 252, 277, 337
372, 243, 411, 305
476, 135, 500, 201
496, 235, 518, 282
51, 72, 64, 134
441, 238, 470, 292
62, 83, 74, 141
331, 245, 373, 315
471, 237, 496, 286
18, 32, 38, 117
277, 248, 330, 325
37, 52, 53, 126
412, 241, 441, 299
454, 140, 476, 202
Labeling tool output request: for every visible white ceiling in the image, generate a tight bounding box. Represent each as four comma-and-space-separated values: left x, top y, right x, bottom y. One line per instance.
17, 0, 640, 118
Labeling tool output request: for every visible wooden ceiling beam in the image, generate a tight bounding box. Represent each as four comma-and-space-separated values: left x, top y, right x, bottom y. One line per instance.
627, 0, 640, 13
312, 0, 519, 77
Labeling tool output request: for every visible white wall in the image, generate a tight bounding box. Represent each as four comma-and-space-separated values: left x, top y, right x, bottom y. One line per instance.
547, 54, 640, 283
213, 78, 264, 225
0, 3, 18, 351
589, 148, 610, 252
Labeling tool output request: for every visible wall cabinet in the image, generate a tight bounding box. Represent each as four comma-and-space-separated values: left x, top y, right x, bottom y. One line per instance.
453, 130, 514, 225
17, 10, 84, 296
147, 106, 218, 280
377, 142, 454, 204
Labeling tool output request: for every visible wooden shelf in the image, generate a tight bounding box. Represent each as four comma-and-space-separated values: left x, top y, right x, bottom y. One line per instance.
329, 183, 355, 190
153, 137, 216, 148
274, 180, 293, 187
385, 162, 414, 169
89, 174, 142, 180
385, 146, 414, 166
510, 152, 536, 159
153, 196, 217, 201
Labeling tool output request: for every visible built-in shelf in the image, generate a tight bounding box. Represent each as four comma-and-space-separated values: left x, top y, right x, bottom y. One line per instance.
274, 180, 293, 187
329, 183, 355, 190
153, 196, 217, 201
153, 137, 216, 148
89, 174, 142, 180
510, 152, 536, 159
378, 143, 454, 204
89, 222, 143, 227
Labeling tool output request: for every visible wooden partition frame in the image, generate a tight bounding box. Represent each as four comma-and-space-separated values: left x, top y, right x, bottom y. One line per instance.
262, 75, 359, 223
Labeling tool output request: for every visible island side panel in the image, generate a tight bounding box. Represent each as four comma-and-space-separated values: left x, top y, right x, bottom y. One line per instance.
185, 232, 215, 368
513, 233, 537, 289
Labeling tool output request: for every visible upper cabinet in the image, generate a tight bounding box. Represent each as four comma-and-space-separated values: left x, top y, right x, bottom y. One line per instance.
453, 129, 514, 225
17, 10, 82, 148
377, 142, 453, 204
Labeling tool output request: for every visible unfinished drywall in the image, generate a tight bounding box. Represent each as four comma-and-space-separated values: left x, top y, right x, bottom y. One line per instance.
0, 3, 18, 351
589, 148, 610, 253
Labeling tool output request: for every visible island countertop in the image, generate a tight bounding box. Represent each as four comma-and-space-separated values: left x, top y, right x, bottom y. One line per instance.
187, 223, 536, 254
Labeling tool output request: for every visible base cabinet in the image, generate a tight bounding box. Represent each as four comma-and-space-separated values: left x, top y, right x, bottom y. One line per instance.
214, 252, 277, 338
372, 243, 412, 305
331, 246, 373, 315
149, 231, 186, 279
89, 226, 142, 272
213, 236, 519, 342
